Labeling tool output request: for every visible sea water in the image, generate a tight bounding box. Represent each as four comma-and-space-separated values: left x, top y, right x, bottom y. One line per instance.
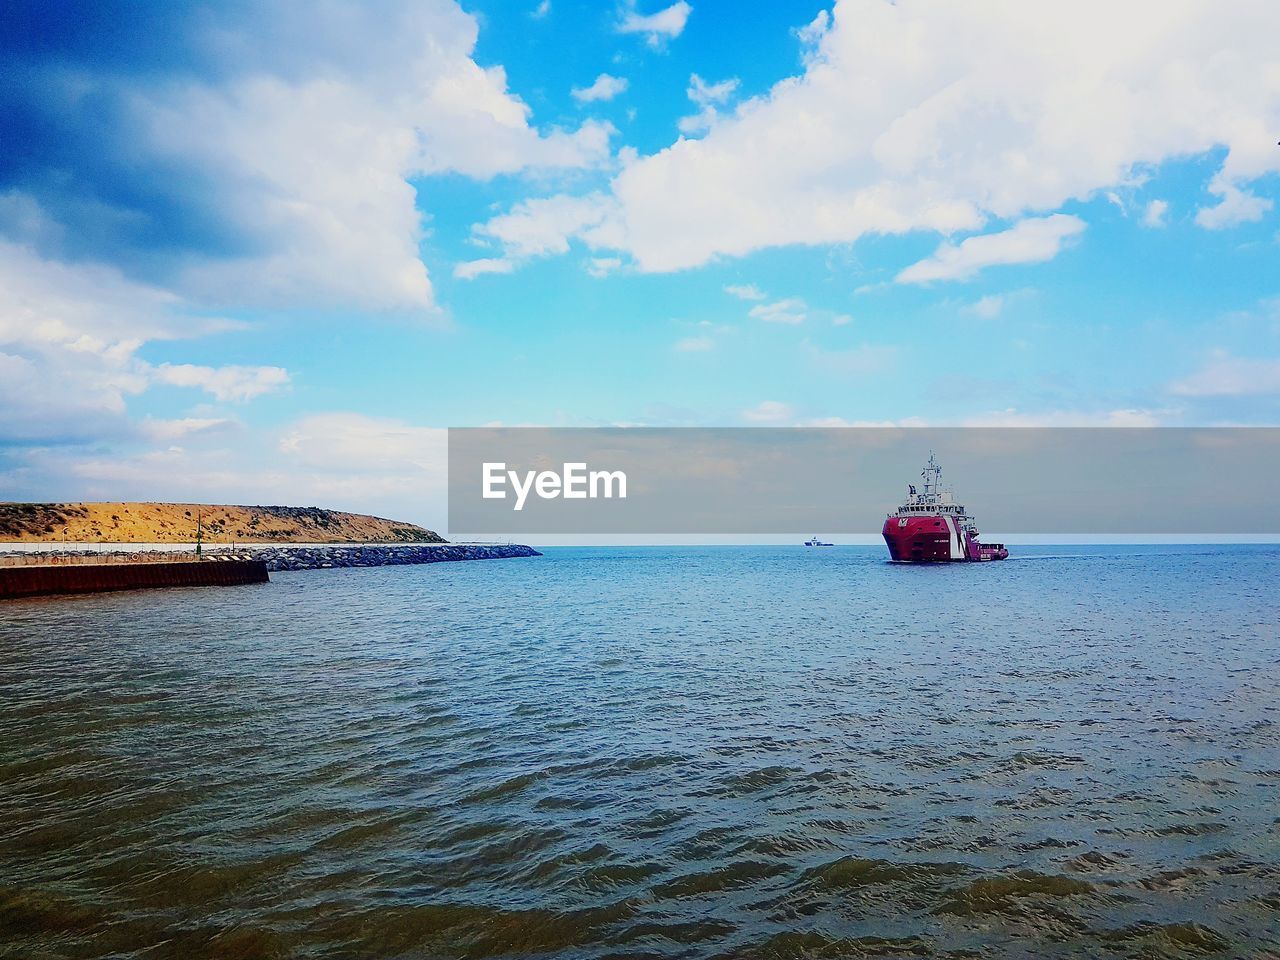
2, 545, 1277, 958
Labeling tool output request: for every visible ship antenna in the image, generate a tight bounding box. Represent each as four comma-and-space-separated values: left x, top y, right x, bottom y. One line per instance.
922, 450, 940, 497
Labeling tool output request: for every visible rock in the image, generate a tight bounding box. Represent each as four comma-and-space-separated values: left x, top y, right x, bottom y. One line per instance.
239, 542, 539, 572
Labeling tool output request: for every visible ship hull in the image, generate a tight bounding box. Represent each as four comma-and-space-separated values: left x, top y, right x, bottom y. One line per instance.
882, 516, 1007, 563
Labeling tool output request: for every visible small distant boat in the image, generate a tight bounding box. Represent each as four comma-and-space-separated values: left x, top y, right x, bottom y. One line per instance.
882, 454, 1007, 562
804, 536, 834, 547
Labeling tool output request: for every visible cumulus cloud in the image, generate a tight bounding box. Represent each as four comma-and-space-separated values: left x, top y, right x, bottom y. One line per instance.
679, 74, 739, 134
0, 241, 191, 440
586, 257, 623, 278
280, 413, 446, 473
0, 1, 612, 313
0, 239, 286, 447
471, 192, 617, 261
965, 294, 1005, 318
454, 258, 516, 280
800, 415, 929, 427
749, 298, 808, 324
618, 1, 692, 46
1169, 350, 1280, 396
688, 74, 739, 107
573, 74, 629, 103
724, 284, 766, 301
478, 0, 1280, 273
139, 417, 237, 443
895, 215, 1086, 284
1195, 180, 1275, 230
960, 408, 1166, 427
1143, 199, 1170, 228
152, 364, 290, 403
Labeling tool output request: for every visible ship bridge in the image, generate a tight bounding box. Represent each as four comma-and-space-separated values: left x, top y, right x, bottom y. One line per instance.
890, 453, 969, 520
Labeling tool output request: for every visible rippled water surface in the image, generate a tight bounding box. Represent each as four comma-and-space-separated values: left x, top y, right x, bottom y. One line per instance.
2, 545, 1279, 959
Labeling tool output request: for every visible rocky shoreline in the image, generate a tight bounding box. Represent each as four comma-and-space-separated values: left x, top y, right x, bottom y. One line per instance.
245, 543, 540, 571
0, 543, 541, 573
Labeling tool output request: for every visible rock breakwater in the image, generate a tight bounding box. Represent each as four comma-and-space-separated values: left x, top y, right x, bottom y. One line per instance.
246, 543, 540, 571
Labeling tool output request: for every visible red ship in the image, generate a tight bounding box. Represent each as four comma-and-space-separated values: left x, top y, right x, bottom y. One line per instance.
882, 454, 1008, 562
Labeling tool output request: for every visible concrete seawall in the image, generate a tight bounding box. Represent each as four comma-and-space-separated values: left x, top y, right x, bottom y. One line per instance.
0, 544, 539, 597
246, 543, 540, 571
0, 558, 269, 599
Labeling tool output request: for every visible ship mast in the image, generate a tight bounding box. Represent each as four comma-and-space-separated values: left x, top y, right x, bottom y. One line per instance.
921, 452, 941, 501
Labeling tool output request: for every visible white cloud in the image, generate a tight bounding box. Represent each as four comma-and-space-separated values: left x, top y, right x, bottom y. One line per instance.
674, 335, 714, 352
275, 413, 451, 521
1195, 180, 1274, 230
688, 74, 739, 107
280, 413, 446, 473
0, 241, 196, 352
679, 74, 739, 134
1169, 350, 1280, 396
0, 240, 255, 444
749, 297, 807, 324
531, 0, 551, 18
831, 314, 852, 326
152, 363, 290, 403
960, 408, 1166, 427
677, 111, 714, 137
572, 74, 629, 103
454, 258, 515, 280
618, 1, 692, 46
795, 9, 830, 48
139, 417, 237, 443
0, 240, 291, 445
1143, 199, 1169, 228
895, 215, 1086, 284
586, 257, 623, 278
472, 193, 616, 260
0, 349, 133, 444
694, 407, 1173, 429
742, 400, 793, 424
800, 415, 928, 428
965, 294, 1005, 318
9, 2, 614, 315
724, 283, 766, 301
487, 0, 1280, 273
163, 64, 613, 311
801, 416, 856, 427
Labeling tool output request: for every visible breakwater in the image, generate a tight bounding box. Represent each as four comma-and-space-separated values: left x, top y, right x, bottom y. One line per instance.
244, 543, 540, 571
0, 557, 268, 599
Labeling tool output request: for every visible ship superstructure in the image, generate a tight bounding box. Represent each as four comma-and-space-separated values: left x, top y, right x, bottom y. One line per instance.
881, 455, 1008, 562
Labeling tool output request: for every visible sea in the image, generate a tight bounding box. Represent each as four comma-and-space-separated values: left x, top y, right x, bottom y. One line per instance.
1, 545, 1277, 959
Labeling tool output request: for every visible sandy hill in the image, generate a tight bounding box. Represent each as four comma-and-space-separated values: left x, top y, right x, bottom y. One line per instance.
0, 503, 445, 544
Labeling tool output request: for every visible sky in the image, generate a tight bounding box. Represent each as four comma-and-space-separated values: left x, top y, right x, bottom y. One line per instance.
1, 0, 1278, 532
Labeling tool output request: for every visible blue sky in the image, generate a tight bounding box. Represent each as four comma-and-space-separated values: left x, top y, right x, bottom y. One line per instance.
1, 0, 1278, 529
